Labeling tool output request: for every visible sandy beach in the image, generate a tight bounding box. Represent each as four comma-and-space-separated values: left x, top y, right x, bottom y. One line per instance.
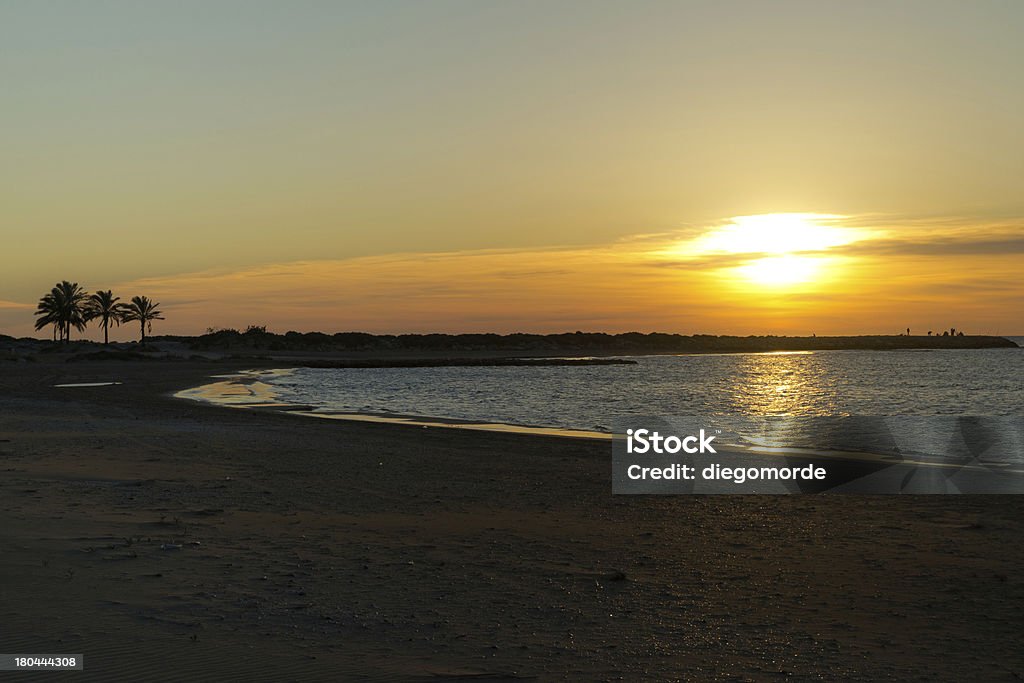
1, 357, 1022, 681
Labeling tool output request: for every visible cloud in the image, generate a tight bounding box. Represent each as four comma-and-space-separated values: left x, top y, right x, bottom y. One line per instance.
646, 213, 1024, 262
0, 301, 35, 338
845, 233, 1024, 257
106, 241, 741, 335
4, 212, 1022, 338
642, 253, 778, 269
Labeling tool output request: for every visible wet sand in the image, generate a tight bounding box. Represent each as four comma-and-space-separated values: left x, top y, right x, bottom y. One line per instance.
1, 358, 1023, 681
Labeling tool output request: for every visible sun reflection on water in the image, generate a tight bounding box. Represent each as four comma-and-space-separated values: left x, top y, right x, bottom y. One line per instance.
727, 352, 841, 416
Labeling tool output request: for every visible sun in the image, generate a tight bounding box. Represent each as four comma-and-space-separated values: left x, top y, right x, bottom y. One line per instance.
735, 254, 825, 286
679, 213, 860, 288
692, 213, 854, 255
654, 212, 867, 289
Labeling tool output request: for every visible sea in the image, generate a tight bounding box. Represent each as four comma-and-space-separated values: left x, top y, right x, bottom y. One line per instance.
182, 339, 1024, 463
263, 341, 1023, 425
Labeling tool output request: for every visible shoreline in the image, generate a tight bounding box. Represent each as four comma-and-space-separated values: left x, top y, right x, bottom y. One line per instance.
1, 358, 1023, 679
174, 368, 616, 441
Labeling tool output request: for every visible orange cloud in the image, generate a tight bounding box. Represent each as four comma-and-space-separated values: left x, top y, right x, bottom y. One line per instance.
4, 214, 1021, 340
112, 245, 709, 335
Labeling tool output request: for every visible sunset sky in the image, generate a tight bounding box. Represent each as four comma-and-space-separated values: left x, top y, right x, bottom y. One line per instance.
2, 1, 1022, 339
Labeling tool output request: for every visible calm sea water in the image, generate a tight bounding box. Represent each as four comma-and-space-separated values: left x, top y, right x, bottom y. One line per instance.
264, 341, 1024, 434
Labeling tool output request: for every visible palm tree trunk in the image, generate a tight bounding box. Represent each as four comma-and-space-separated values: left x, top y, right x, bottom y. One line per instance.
140, 319, 146, 345
104, 319, 109, 345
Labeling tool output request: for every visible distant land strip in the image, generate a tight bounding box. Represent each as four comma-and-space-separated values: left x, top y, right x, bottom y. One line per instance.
2, 330, 1017, 364
178, 330, 1018, 354
284, 357, 637, 367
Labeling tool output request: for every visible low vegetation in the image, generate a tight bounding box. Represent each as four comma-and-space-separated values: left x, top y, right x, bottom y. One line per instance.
176, 328, 1017, 354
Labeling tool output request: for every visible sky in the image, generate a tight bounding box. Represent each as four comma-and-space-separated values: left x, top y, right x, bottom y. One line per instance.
2, 1, 1022, 339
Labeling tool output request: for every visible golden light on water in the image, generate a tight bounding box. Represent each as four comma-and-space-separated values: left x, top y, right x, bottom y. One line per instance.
728, 352, 839, 416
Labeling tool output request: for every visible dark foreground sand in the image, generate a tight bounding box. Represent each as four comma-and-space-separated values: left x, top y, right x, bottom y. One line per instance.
1, 359, 1022, 681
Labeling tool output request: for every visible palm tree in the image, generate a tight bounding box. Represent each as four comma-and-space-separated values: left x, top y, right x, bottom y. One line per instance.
121, 296, 164, 345
34, 281, 90, 343
34, 291, 61, 341
57, 281, 91, 342
87, 290, 127, 345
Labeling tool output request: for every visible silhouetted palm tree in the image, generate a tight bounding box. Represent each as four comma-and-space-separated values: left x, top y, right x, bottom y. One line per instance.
34, 281, 90, 343
34, 291, 61, 341
87, 290, 127, 345
122, 296, 164, 345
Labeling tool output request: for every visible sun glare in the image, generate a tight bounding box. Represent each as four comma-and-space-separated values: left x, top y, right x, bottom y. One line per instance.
693, 213, 854, 255
735, 255, 824, 286
655, 213, 863, 289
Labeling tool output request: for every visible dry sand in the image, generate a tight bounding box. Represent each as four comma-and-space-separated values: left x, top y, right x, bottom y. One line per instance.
1, 358, 1022, 681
